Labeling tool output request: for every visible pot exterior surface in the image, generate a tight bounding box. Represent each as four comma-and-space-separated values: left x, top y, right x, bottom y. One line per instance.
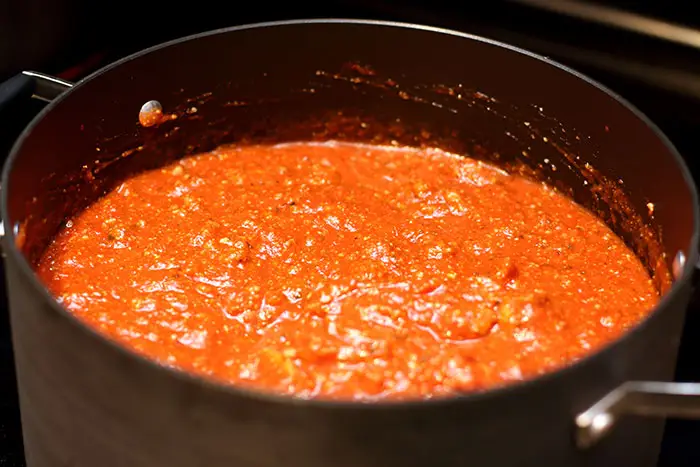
2, 21, 697, 467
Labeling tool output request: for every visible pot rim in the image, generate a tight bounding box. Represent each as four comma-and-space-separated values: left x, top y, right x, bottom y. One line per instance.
3, 18, 699, 410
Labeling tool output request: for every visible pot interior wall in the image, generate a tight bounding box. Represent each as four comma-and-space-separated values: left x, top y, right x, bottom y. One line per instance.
5, 21, 695, 292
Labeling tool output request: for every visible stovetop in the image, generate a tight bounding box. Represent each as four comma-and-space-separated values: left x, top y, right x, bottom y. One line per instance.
0, 270, 22, 466
3, 2, 700, 466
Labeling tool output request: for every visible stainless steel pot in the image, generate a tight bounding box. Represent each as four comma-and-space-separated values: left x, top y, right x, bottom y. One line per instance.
0, 19, 699, 467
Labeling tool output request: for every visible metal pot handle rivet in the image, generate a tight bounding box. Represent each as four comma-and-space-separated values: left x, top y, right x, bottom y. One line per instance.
139, 100, 164, 127
673, 250, 686, 280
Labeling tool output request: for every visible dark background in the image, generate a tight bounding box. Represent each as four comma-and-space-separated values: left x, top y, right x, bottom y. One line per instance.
2, 1, 700, 465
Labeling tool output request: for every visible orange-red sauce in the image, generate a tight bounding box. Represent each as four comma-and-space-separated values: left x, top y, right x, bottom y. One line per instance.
37, 142, 658, 399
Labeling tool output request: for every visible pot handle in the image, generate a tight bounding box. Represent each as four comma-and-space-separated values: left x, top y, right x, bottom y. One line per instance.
0, 71, 73, 243
575, 381, 700, 449
0, 71, 73, 113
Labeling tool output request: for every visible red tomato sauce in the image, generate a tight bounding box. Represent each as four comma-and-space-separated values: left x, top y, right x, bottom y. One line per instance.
37, 141, 659, 400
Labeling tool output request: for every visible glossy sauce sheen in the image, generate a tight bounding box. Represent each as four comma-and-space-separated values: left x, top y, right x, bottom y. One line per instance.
37, 142, 658, 399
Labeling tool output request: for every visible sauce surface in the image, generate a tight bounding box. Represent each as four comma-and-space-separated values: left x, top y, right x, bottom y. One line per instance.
37, 142, 658, 399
